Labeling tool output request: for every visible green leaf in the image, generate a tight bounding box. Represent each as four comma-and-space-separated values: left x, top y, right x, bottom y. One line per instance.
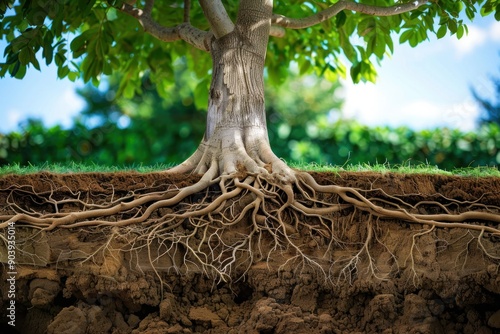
409, 33, 419, 47
373, 33, 385, 58
360, 60, 376, 83
42, 31, 54, 65
57, 65, 70, 78
70, 27, 99, 58
480, 4, 494, 17
123, 81, 135, 99
423, 14, 434, 31
465, 7, 475, 20
366, 37, 374, 56
10, 61, 20, 77
14, 63, 26, 79
94, 7, 106, 21
102, 61, 112, 75
385, 34, 394, 54
82, 58, 96, 83
67, 71, 78, 82
57, 42, 66, 52
91, 76, 100, 87
29, 50, 41, 70
78, 0, 97, 15
70, 34, 87, 53
27, 5, 47, 25
11, 36, 28, 53
339, 29, 357, 62
456, 25, 464, 39
438, 16, 449, 25
436, 24, 447, 39
43, 43, 53, 65
106, 7, 118, 21
324, 65, 337, 82
358, 18, 375, 37
409, 10, 422, 20
18, 48, 30, 65
299, 59, 311, 75
5, 51, 18, 65
55, 52, 66, 67
350, 62, 361, 83
336, 11, 346, 28
45, 1, 58, 18
447, 19, 457, 34
399, 29, 413, 44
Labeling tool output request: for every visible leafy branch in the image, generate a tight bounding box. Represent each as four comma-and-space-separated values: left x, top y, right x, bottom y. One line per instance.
272, 0, 430, 29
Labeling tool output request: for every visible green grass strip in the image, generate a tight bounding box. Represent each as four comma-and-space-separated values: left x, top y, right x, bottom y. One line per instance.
1, 161, 499, 177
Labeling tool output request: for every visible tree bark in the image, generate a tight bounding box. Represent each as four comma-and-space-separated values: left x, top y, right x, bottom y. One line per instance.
205, 0, 271, 140
171, 0, 292, 180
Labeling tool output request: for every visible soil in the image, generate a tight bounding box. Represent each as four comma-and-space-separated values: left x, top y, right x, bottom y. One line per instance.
1, 171, 500, 334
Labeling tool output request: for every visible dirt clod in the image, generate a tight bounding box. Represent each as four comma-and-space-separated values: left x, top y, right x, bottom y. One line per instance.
47, 306, 87, 334
488, 309, 500, 329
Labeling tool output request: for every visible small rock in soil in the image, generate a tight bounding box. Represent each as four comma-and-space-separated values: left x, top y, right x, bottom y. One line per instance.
488, 309, 500, 329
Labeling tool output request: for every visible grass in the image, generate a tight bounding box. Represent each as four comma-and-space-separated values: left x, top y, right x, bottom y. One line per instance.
0, 162, 175, 176
1, 161, 499, 177
293, 161, 500, 177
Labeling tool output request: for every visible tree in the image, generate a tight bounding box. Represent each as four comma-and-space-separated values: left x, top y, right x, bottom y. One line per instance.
1, 1, 500, 284
2, 0, 498, 180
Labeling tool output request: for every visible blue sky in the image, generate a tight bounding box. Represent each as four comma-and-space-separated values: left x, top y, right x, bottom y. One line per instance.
340, 15, 500, 131
0, 15, 499, 133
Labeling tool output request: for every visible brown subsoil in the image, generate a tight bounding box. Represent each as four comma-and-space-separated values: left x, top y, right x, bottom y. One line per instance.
1, 171, 500, 334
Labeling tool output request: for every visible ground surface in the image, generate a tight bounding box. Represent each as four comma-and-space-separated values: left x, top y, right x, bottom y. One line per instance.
1, 171, 500, 334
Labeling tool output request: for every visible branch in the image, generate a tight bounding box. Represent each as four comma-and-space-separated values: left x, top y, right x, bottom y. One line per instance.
199, 0, 234, 38
119, 1, 211, 51
272, 0, 429, 29
178, 23, 213, 51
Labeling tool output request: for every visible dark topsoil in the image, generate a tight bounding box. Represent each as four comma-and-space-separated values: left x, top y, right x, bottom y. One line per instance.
0, 171, 499, 334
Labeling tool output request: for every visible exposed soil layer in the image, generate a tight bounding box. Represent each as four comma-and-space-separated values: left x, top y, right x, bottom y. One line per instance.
1, 171, 500, 334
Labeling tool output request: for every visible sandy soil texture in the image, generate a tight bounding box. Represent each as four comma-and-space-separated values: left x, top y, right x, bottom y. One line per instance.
1, 171, 499, 333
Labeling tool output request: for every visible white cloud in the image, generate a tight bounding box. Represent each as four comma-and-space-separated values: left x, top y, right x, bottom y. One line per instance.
341, 96, 479, 131
61, 88, 85, 112
47, 88, 85, 128
339, 80, 382, 123
339, 76, 480, 131
489, 21, 500, 41
334, 18, 500, 132
0, 88, 85, 133
0, 109, 23, 133
340, 79, 446, 130
340, 78, 434, 129
451, 25, 487, 56
441, 100, 480, 131
397, 101, 443, 129
448, 20, 500, 57
396, 100, 478, 131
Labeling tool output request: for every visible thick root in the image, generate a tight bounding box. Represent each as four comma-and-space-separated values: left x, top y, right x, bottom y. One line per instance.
167, 128, 297, 183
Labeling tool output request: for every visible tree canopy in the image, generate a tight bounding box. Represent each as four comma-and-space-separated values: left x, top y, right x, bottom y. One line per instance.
1, 0, 498, 97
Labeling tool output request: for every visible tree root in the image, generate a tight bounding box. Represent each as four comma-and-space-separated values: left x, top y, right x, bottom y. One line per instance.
1, 170, 499, 289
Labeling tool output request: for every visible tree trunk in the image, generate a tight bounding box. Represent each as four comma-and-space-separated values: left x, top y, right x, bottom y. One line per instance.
171, 0, 293, 180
